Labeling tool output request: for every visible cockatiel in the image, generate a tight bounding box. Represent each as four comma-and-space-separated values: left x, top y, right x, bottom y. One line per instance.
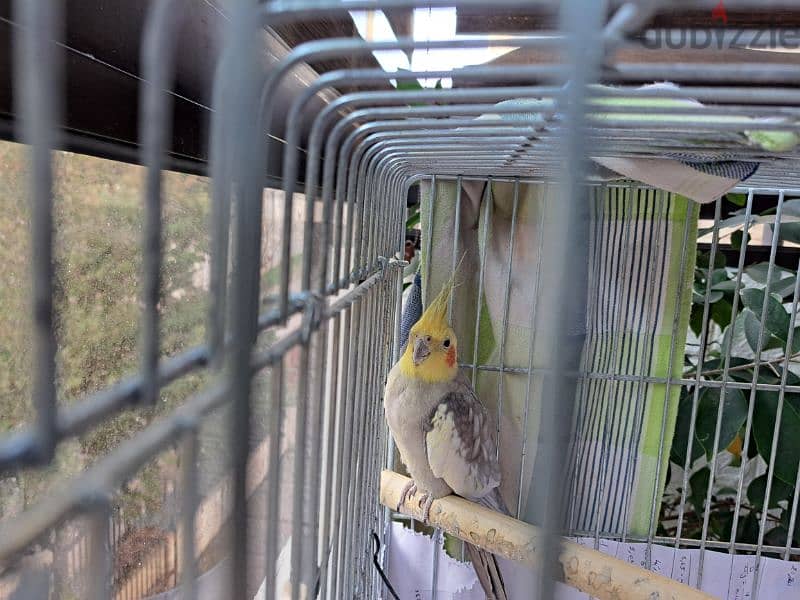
383, 277, 509, 600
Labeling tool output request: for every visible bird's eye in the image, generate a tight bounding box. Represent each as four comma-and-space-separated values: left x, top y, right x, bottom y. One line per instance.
443, 338, 451, 348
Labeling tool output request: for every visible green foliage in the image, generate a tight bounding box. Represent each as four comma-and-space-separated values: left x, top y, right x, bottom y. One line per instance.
406, 208, 421, 230
671, 391, 705, 468
730, 229, 748, 251
666, 194, 800, 550
774, 199, 800, 244
740, 289, 790, 349
395, 72, 425, 92
0, 142, 210, 521
689, 467, 711, 514
727, 193, 748, 208
752, 391, 800, 486
395, 69, 443, 108
694, 388, 748, 461
747, 474, 794, 510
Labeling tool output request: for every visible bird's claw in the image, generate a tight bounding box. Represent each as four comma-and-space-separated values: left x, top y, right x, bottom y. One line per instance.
418, 493, 434, 523
397, 480, 434, 522
397, 480, 418, 512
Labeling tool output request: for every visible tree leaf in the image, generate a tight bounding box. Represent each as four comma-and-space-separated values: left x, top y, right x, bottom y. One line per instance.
690, 467, 711, 514
720, 314, 739, 356
711, 299, 733, 330
711, 279, 740, 292
747, 429, 760, 459
728, 369, 755, 383
747, 474, 794, 509
706, 214, 750, 234
671, 389, 705, 468
772, 276, 799, 298
731, 230, 748, 251
694, 289, 723, 304
754, 368, 781, 385
742, 308, 775, 353
720, 358, 764, 383
778, 198, 800, 216
741, 289, 791, 342
778, 223, 800, 244
726, 193, 748, 207
710, 509, 735, 542
768, 336, 788, 351
690, 303, 704, 337
697, 250, 728, 270
698, 226, 715, 238
395, 69, 424, 92
695, 387, 749, 460
753, 391, 800, 486
711, 269, 730, 285
737, 511, 761, 544
743, 308, 763, 352
780, 506, 800, 542
745, 263, 793, 286
763, 526, 791, 552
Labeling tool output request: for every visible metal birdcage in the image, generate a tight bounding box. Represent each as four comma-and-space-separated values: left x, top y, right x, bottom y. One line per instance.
1, 1, 800, 599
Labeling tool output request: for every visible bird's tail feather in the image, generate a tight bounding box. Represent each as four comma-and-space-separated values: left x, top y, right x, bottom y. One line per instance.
479, 487, 510, 516
466, 488, 510, 599
465, 542, 508, 600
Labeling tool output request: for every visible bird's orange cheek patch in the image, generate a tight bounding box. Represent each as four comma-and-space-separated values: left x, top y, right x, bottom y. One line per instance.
446, 347, 456, 367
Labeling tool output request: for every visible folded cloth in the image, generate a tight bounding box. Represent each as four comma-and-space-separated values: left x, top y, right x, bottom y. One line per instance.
589, 81, 800, 154
399, 271, 422, 352
664, 151, 760, 180
591, 156, 743, 204
479, 82, 800, 203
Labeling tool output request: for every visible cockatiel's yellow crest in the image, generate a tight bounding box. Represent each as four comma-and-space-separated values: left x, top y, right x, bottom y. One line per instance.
399, 274, 458, 383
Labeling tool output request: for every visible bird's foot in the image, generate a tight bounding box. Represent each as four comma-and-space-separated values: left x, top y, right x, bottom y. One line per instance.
396, 480, 418, 512
418, 492, 434, 523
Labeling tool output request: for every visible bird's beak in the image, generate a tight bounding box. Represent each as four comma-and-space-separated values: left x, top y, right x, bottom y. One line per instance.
412, 336, 431, 366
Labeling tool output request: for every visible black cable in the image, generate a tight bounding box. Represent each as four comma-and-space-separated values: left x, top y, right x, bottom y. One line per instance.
372, 531, 401, 600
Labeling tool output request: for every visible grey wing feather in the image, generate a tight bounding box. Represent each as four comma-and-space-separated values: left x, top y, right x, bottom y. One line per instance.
424, 377, 502, 502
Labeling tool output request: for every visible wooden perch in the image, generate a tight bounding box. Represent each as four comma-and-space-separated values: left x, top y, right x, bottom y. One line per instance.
380, 470, 714, 600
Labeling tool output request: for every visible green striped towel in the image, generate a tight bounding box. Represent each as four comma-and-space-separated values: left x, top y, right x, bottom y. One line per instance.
566, 185, 698, 536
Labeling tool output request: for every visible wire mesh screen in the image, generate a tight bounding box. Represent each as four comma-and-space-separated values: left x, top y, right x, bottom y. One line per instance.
1, 1, 800, 599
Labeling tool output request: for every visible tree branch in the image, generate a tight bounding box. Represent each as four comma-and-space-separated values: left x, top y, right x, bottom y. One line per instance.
691, 351, 800, 378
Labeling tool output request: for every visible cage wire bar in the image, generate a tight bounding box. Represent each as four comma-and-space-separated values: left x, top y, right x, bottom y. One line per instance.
1, 0, 800, 599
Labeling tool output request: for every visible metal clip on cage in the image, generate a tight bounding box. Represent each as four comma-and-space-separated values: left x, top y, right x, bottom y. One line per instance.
2, 1, 800, 599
